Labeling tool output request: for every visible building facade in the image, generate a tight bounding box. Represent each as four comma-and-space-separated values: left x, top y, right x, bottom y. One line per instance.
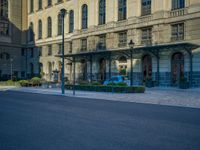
0, 0, 29, 80
1, 0, 200, 87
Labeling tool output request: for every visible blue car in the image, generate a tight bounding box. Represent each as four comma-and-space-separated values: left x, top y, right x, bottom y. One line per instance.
103, 76, 130, 86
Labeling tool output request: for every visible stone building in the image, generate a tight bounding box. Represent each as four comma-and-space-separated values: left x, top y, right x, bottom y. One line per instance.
1, 0, 200, 87
0, 0, 29, 80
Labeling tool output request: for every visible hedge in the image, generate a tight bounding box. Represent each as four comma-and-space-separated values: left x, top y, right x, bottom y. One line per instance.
65, 85, 145, 93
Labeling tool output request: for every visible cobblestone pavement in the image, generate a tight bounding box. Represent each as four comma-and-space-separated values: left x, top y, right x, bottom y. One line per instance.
9, 87, 200, 109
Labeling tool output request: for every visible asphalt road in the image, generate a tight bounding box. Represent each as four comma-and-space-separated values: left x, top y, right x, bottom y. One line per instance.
0, 91, 200, 150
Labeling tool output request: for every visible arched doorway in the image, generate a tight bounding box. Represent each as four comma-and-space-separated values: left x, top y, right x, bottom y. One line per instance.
81, 59, 87, 80
118, 56, 127, 76
99, 58, 106, 80
171, 52, 184, 86
142, 54, 152, 82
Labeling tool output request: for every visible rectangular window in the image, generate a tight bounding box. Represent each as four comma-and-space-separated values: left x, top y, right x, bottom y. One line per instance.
172, 0, 185, 10
0, 21, 9, 36
38, 0, 42, 10
118, 31, 127, 47
81, 39, 87, 51
58, 44, 62, 54
47, 45, 52, 56
57, 0, 63, 3
141, 28, 152, 45
118, 0, 127, 21
171, 23, 184, 41
21, 48, 25, 56
98, 34, 106, 50
14, 71, 18, 78
58, 14, 62, 35
141, 0, 151, 16
30, 0, 34, 13
47, 0, 52, 6
21, 71, 25, 78
30, 48, 34, 58
0, 0, 8, 19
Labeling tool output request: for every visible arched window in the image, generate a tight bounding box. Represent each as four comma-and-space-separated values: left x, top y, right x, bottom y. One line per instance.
118, 56, 127, 63
38, 0, 42, 10
118, 0, 126, 21
47, 17, 52, 37
57, 14, 62, 35
38, 20, 42, 39
47, 0, 52, 6
99, 0, 106, 25
69, 10, 74, 33
30, 0, 34, 13
29, 22, 34, 41
82, 4, 88, 29
172, 0, 185, 10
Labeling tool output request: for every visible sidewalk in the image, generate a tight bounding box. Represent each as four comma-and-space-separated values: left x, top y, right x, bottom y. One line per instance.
0, 86, 17, 91
9, 87, 200, 109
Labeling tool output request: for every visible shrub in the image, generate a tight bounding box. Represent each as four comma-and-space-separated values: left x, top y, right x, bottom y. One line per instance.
78, 80, 89, 85
107, 82, 117, 86
91, 82, 101, 86
116, 82, 127, 86
18, 80, 29, 87
31, 77, 42, 86
0, 80, 19, 86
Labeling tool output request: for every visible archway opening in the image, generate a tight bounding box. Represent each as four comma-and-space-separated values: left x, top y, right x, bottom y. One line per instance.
99, 58, 106, 81
171, 52, 184, 86
142, 54, 152, 82
118, 56, 127, 76
81, 59, 87, 81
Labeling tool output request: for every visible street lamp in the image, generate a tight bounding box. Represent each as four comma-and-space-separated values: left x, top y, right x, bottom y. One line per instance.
60, 8, 67, 94
10, 58, 13, 81
128, 40, 135, 86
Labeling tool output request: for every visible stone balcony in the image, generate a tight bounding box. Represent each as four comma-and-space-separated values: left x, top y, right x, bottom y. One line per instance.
170, 8, 188, 17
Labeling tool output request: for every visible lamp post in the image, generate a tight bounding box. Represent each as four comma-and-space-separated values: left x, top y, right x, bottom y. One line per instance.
60, 8, 67, 94
128, 40, 135, 86
10, 58, 13, 81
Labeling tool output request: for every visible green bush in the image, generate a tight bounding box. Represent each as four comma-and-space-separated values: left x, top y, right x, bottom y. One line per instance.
107, 82, 117, 86
116, 82, 127, 86
78, 80, 89, 85
31, 77, 42, 86
91, 82, 102, 86
0, 80, 20, 86
65, 85, 145, 93
18, 80, 29, 87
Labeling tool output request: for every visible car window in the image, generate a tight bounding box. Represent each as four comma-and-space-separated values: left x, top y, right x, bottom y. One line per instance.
111, 77, 118, 81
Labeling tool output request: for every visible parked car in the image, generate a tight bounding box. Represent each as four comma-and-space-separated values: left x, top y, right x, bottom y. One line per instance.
103, 76, 130, 86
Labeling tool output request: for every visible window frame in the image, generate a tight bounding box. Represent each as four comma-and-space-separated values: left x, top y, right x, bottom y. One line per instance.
81, 4, 88, 29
